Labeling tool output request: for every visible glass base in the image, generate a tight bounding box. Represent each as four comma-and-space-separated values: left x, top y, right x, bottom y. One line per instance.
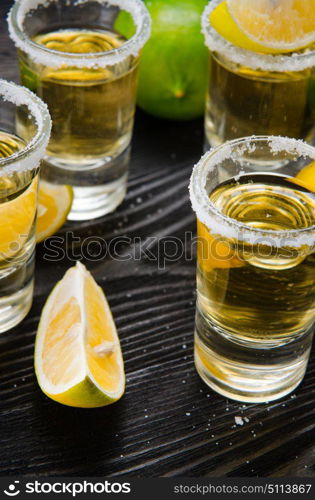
194, 309, 313, 403
0, 279, 34, 334
69, 174, 127, 221
41, 147, 130, 221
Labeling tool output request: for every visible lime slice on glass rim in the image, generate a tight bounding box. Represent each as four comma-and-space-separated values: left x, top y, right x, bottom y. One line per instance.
210, 0, 315, 54
36, 180, 73, 243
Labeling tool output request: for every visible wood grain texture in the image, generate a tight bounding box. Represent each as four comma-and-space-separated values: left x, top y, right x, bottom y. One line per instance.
0, 0, 314, 478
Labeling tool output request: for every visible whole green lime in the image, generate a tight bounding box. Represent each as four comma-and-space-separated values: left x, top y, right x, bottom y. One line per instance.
116, 0, 209, 120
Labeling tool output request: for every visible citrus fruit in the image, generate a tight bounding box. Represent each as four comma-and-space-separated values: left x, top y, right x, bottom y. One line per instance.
36, 181, 73, 243
197, 220, 243, 272
209, 0, 278, 54
35, 261, 125, 408
295, 161, 315, 192
0, 176, 38, 261
227, 0, 315, 52
116, 0, 209, 120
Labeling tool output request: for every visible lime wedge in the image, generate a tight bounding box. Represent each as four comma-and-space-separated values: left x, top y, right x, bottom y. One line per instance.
35, 262, 125, 408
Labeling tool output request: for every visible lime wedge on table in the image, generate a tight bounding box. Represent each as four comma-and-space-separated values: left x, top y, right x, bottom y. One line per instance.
0, 177, 37, 261
36, 181, 73, 243
35, 262, 125, 408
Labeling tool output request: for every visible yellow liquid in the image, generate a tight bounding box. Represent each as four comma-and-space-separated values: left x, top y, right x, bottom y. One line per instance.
197, 173, 315, 341
0, 130, 26, 158
19, 29, 139, 163
205, 52, 315, 146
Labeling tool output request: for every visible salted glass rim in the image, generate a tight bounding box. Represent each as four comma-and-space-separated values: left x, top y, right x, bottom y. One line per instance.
201, 0, 315, 72
189, 136, 315, 248
8, 0, 152, 69
0, 79, 51, 176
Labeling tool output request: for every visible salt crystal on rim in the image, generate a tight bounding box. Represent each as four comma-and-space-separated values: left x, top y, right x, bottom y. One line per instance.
8, 0, 151, 69
189, 135, 315, 249
202, 0, 315, 72
0, 79, 51, 177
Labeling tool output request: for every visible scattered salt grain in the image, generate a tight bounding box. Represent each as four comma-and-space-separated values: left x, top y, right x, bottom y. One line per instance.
235, 416, 244, 426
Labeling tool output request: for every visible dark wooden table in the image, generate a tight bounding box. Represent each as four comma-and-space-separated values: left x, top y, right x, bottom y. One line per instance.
1, 0, 314, 478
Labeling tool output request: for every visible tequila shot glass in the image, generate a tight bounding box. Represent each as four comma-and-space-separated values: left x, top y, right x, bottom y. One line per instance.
190, 135, 315, 402
9, 0, 151, 220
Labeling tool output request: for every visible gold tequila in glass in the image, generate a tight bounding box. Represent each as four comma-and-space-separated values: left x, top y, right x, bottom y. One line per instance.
9, 0, 151, 220
190, 136, 315, 402
0, 80, 51, 333
202, 0, 315, 147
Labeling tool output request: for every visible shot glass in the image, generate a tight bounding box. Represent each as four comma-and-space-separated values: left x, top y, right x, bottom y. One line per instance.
201, 0, 315, 148
0, 80, 51, 333
189, 136, 315, 402
9, 0, 151, 221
